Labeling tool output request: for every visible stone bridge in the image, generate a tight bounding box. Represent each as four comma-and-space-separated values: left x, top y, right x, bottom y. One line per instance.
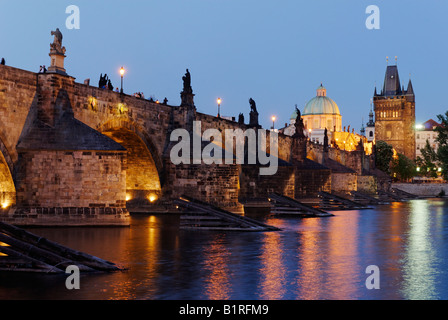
0, 32, 382, 226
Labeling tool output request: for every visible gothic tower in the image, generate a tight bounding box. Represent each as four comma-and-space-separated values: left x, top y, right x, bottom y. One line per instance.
365, 100, 375, 142
373, 63, 415, 159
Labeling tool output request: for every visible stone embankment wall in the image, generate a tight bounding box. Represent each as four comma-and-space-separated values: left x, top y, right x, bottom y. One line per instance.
392, 183, 448, 197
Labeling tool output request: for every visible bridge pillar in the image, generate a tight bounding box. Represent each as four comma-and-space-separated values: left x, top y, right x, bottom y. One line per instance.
0, 30, 131, 226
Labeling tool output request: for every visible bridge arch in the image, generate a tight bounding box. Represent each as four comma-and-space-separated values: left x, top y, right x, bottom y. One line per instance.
98, 119, 163, 207
0, 136, 16, 212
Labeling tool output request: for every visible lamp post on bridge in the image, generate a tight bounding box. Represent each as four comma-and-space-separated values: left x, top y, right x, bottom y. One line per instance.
217, 97, 222, 118
120, 66, 125, 94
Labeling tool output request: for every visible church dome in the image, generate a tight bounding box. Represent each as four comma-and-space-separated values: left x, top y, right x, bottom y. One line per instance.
290, 109, 298, 120
303, 84, 340, 116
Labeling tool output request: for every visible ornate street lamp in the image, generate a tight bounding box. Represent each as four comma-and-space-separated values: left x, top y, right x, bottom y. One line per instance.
272, 115, 276, 130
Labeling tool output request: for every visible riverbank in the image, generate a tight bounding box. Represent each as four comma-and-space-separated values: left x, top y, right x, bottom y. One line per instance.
392, 182, 448, 197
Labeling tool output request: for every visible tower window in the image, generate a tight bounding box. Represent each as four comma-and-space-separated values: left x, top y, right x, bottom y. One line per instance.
386, 124, 392, 139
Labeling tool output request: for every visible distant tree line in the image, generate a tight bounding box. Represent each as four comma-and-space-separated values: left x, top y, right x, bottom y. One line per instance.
375, 111, 448, 181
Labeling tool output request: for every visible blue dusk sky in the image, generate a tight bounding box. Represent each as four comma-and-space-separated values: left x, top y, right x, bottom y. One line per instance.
0, 0, 446, 130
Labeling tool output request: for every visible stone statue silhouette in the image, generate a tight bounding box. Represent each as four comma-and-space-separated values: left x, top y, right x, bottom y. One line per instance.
249, 98, 257, 113
249, 98, 259, 127
182, 69, 192, 93
50, 28, 65, 54
238, 113, 245, 125
324, 127, 329, 150
293, 105, 305, 138
295, 104, 301, 120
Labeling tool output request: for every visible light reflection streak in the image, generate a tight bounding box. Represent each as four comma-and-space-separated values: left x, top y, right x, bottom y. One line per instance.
401, 200, 437, 299
259, 231, 286, 299
203, 234, 231, 300
294, 211, 361, 299
294, 218, 326, 299
109, 215, 160, 300
325, 211, 360, 299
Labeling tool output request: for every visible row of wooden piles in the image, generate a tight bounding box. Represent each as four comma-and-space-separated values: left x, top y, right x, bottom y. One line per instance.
0, 222, 121, 273
175, 188, 420, 231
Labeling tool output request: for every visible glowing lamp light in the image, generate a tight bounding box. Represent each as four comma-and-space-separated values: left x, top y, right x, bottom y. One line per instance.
415, 124, 423, 130
1, 201, 10, 209
149, 194, 158, 203
119, 66, 125, 94
126, 194, 131, 201
217, 98, 222, 118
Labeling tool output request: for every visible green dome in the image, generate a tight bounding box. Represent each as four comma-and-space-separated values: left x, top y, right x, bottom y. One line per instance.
290, 109, 298, 120
303, 84, 340, 115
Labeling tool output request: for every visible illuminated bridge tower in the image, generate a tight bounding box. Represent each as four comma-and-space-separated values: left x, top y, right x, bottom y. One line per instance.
373, 63, 415, 160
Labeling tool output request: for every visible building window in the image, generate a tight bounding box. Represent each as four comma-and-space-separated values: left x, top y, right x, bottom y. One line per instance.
369, 131, 373, 137
386, 124, 392, 139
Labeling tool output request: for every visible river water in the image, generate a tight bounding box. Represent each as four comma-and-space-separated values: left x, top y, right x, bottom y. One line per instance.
1, 198, 448, 300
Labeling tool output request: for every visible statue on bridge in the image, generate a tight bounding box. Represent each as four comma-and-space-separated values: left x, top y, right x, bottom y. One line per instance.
50, 28, 66, 55
249, 98, 260, 128
182, 69, 193, 94
292, 105, 305, 139
180, 68, 195, 109
249, 98, 257, 113
238, 113, 245, 125
324, 127, 329, 151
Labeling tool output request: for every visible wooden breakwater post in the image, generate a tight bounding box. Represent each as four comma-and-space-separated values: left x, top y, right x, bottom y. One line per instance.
0, 222, 122, 273
350, 191, 389, 205
174, 195, 280, 231
268, 192, 334, 217
317, 191, 371, 210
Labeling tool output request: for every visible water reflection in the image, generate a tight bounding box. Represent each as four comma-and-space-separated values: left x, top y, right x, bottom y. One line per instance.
1, 200, 448, 300
203, 234, 232, 300
259, 231, 286, 299
325, 211, 360, 300
294, 218, 326, 299
401, 200, 437, 299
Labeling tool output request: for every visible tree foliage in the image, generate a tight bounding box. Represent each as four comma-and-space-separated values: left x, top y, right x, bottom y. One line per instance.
435, 111, 448, 180
392, 152, 416, 181
415, 139, 438, 178
375, 140, 394, 174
